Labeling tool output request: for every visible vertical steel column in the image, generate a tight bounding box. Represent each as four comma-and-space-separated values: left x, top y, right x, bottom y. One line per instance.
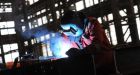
110, 0, 124, 44
127, 0, 139, 43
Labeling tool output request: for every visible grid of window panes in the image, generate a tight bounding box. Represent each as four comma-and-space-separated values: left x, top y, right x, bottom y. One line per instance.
0, 3, 12, 13
3, 43, 19, 63
27, 9, 47, 30
0, 21, 16, 35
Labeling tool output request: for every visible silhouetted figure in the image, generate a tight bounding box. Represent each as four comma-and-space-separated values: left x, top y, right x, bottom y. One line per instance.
60, 10, 116, 75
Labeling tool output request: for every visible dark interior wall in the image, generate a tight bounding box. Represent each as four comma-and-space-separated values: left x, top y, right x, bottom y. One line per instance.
116, 46, 140, 74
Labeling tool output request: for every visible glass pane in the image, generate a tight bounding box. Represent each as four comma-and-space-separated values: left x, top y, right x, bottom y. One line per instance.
119, 10, 127, 17
0, 8, 3, 13
56, 11, 60, 19
122, 25, 132, 42
8, 28, 16, 34
10, 43, 18, 50
1, 29, 8, 35
3, 44, 10, 53
136, 18, 140, 40
29, 0, 34, 5
76, 1, 84, 11
134, 5, 138, 14
38, 18, 42, 26
0, 22, 7, 28
108, 14, 113, 21
85, 0, 93, 7
41, 9, 46, 13
11, 52, 19, 62
5, 54, 12, 63
36, 11, 41, 15
5, 8, 12, 12
42, 16, 47, 24
94, 0, 99, 4
110, 25, 117, 45
7, 21, 15, 28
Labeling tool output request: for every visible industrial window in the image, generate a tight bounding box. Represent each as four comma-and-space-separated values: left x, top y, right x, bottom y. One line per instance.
75, 1, 84, 11
85, 0, 93, 8
5, 51, 19, 63
8, 29, 16, 35
3, 43, 18, 53
119, 9, 127, 17
0, 21, 15, 28
136, 18, 140, 40
0, 21, 16, 35
28, 0, 33, 5
29, 22, 32, 29
109, 24, 117, 45
37, 18, 43, 26
134, 5, 138, 14
5, 8, 12, 12
36, 11, 41, 15
1, 28, 16, 35
56, 11, 60, 19
41, 9, 46, 13
27, 0, 39, 5
122, 25, 132, 42
42, 16, 48, 24
0, 3, 12, 13
108, 13, 113, 21
3, 43, 19, 63
94, 0, 99, 4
